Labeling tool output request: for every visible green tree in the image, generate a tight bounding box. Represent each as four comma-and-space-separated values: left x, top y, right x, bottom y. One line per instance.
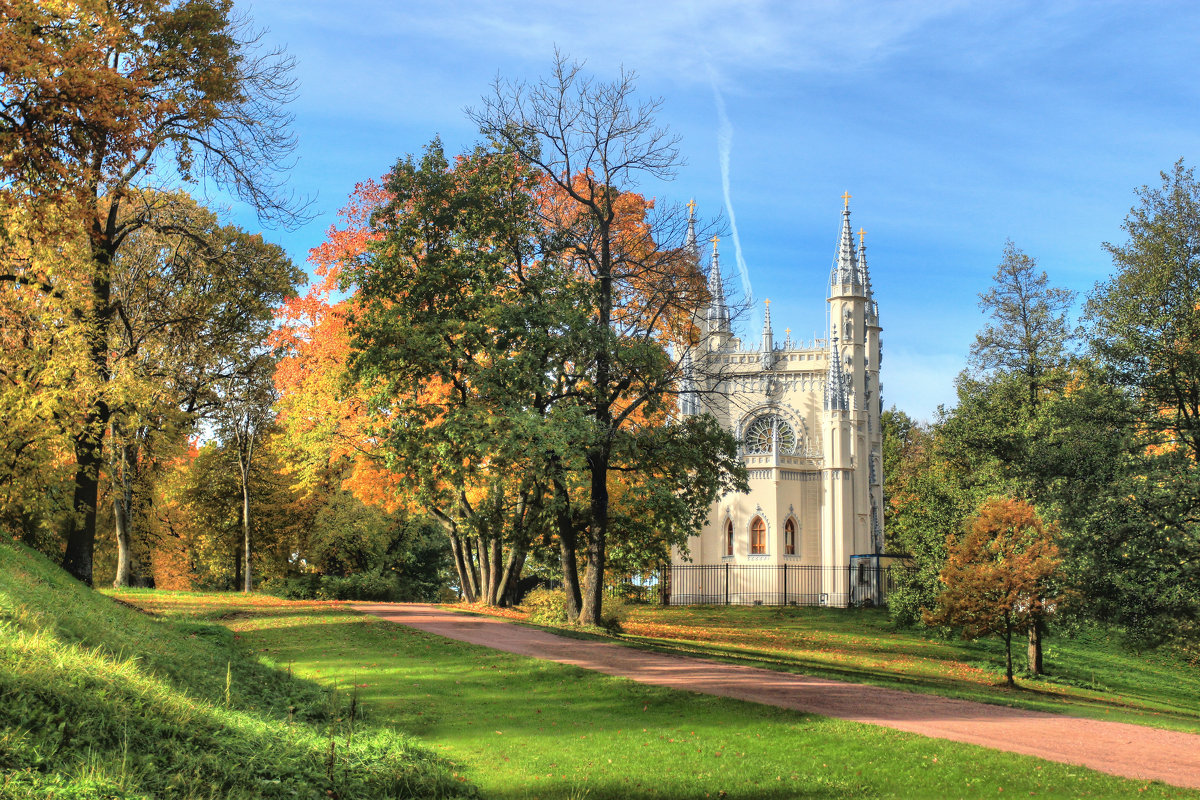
0, 0, 303, 585
1079, 160, 1200, 647
471, 54, 721, 625
925, 497, 1062, 686
971, 240, 1076, 409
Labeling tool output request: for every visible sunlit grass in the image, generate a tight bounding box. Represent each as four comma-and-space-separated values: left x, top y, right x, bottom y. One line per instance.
0, 542, 475, 799
600, 604, 1200, 733
123, 591, 1200, 800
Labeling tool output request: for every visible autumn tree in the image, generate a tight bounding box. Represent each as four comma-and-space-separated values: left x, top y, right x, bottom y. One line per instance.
105, 192, 300, 587
925, 497, 1062, 686
0, 0, 303, 585
470, 53, 729, 625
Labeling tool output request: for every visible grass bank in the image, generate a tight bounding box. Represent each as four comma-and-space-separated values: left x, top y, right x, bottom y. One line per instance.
0, 541, 476, 799
121, 591, 1200, 799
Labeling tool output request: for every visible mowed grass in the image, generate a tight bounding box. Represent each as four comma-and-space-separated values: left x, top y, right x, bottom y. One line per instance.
0, 541, 476, 799
121, 591, 1200, 800
606, 604, 1200, 733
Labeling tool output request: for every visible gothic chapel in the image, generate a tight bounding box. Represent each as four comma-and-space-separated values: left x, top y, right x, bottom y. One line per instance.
672, 196, 885, 607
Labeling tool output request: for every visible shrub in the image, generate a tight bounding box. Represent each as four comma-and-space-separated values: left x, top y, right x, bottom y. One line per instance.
522, 587, 569, 625
598, 596, 631, 634
318, 570, 400, 602
260, 572, 322, 600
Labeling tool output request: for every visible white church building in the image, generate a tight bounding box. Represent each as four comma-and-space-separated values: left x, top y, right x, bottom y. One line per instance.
670, 196, 888, 607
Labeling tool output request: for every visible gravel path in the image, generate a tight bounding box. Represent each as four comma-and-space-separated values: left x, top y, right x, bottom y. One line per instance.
353, 602, 1200, 790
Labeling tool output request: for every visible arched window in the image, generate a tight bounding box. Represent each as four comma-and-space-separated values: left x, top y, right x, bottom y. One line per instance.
750, 516, 766, 555
724, 518, 734, 557
784, 518, 796, 555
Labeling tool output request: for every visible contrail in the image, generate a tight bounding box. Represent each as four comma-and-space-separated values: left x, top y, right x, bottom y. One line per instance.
708, 71, 753, 307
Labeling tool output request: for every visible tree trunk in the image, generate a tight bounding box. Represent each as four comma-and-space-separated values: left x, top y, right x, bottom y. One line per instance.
447, 530, 476, 603
478, 531, 494, 604
240, 462, 252, 592
580, 445, 610, 626
487, 536, 503, 605
63, 230, 117, 587
113, 434, 145, 589
497, 543, 527, 608
552, 476, 582, 621
62, 424, 105, 586
1003, 624, 1015, 687
1027, 619, 1044, 676
113, 490, 134, 589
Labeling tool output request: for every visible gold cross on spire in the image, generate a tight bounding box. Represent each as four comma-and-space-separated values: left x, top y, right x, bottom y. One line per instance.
709, 234, 720, 246
858, 227, 866, 245
842, 191, 852, 208
764, 298, 771, 307
686, 198, 697, 215
785, 327, 791, 336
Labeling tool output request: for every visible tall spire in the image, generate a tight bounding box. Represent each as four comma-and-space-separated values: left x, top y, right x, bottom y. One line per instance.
685, 198, 699, 259
706, 234, 730, 332
858, 227, 879, 322
830, 194, 861, 291
824, 330, 850, 412
761, 298, 774, 353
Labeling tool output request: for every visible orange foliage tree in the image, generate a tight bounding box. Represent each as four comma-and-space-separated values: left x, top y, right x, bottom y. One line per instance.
925, 497, 1061, 686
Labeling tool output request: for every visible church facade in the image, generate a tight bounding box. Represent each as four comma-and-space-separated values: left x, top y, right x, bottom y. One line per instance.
672, 198, 884, 607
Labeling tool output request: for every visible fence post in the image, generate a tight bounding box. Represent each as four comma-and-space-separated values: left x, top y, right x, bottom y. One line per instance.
725, 562, 730, 606
783, 563, 788, 606
660, 565, 668, 607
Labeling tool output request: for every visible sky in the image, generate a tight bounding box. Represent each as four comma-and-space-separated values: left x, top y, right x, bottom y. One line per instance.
228, 0, 1200, 422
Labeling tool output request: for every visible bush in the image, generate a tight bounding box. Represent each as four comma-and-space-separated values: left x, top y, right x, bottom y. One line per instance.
522, 587, 569, 625
318, 570, 400, 602
520, 588, 629, 634
260, 572, 322, 600
598, 596, 631, 634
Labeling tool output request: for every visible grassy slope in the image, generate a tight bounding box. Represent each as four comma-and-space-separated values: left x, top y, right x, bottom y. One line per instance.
0, 541, 476, 800
462, 602, 1200, 733
122, 591, 1200, 800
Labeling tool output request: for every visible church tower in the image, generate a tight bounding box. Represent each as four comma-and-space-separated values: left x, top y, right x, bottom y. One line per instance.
671, 194, 885, 606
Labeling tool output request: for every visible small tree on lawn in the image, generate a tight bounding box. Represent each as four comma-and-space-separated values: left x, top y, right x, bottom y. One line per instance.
925, 497, 1061, 686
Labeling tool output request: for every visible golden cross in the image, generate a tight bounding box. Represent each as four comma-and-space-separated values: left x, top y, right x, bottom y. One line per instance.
785, 327, 791, 336
686, 199, 697, 215
709, 234, 720, 246
842, 191, 852, 208
858, 227, 866, 244
764, 298, 771, 307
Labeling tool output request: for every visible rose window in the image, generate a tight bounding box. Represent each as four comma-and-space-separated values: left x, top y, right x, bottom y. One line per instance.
743, 415, 798, 455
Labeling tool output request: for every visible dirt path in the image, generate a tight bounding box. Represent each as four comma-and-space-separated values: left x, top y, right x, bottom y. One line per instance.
353, 602, 1200, 790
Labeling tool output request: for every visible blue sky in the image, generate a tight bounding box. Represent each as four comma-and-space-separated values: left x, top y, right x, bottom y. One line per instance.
231, 0, 1200, 422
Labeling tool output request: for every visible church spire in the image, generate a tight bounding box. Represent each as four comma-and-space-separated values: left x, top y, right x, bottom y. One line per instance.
858, 227, 879, 322
706, 234, 730, 332
685, 198, 699, 259
830, 192, 861, 291
761, 298, 774, 353
824, 330, 850, 412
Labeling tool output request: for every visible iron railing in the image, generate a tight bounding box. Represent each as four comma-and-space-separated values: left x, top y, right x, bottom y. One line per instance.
607, 564, 909, 608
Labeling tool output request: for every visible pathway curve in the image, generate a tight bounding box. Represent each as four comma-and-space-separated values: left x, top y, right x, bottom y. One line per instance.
353, 602, 1200, 790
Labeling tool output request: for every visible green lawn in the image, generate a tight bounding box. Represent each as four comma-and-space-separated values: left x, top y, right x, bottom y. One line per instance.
121, 591, 1200, 800
606, 604, 1200, 733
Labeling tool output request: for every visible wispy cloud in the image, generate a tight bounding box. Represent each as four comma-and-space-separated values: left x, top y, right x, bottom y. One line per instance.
702, 68, 752, 299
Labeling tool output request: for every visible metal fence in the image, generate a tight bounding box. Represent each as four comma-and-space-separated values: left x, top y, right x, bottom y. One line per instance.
608, 564, 909, 608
